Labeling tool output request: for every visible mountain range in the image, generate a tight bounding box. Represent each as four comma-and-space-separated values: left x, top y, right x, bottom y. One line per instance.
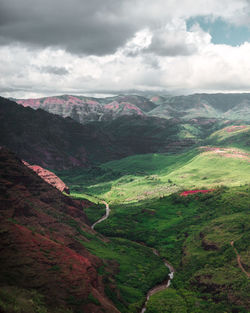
16, 93, 250, 123
1, 96, 232, 170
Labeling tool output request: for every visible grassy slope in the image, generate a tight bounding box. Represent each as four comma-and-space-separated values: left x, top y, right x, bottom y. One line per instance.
207, 125, 250, 151
61, 147, 250, 204
95, 186, 250, 313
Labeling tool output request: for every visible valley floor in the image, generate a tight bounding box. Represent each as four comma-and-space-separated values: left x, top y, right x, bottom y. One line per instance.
61, 144, 250, 313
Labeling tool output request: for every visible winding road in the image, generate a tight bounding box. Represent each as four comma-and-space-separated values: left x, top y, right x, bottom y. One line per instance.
91, 201, 175, 313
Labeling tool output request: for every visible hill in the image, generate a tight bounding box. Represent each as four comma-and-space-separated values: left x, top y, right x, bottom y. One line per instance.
60, 146, 250, 203
0, 97, 219, 170
0, 147, 120, 313
0, 96, 112, 170
16, 93, 250, 123
93, 185, 250, 313
207, 125, 250, 151
0, 147, 174, 313
150, 93, 250, 121
16, 94, 157, 124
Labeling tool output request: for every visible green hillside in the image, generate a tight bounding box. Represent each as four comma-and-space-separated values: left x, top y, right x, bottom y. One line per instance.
94, 185, 250, 313
61, 147, 250, 204
150, 93, 250, 121
208, 125, 250, 151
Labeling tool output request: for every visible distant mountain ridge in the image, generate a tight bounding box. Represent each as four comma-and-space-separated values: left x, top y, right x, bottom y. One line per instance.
149, 93, 250, 121
16, 94, 157, 124
16, 93, 250, 123
1, 97, 204, 170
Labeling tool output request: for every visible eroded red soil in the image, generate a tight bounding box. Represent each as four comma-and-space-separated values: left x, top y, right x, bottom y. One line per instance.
0, 148, 120, 313
180, 189, 214, 196
225, 125, 247, 132
200, 146, 250, 161
23, 160, 70, 193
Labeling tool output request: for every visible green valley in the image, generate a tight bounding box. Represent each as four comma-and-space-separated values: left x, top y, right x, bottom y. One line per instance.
57, 123, 250, 313
89, 186, 250, 313
60, 146, 250, 204
1, 95, 249, 313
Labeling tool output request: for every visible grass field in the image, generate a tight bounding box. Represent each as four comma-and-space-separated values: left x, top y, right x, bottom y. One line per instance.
60, 147, 250, 204
207, 125, 250, 151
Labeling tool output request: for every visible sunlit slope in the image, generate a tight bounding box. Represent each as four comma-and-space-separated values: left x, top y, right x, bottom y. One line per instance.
165, 147, 250, 188
208, 125, 250, 151
63, 147, 250, 203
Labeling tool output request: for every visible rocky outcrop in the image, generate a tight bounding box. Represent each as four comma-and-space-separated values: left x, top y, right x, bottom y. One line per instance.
22, 160, 70, 193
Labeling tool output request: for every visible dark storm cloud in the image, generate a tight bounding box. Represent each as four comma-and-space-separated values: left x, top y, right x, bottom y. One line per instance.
147, 39, 196, 56
0, 0, 138, 55
145, 29, 197, 56
39, 66, 69, 75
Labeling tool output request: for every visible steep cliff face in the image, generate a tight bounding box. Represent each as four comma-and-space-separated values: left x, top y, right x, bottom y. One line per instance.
0, 147, 120, 313
22, 160, 70, 193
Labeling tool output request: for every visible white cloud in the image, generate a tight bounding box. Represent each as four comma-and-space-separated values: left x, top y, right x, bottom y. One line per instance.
1, 0, 250, 97
124, 0, 249, 25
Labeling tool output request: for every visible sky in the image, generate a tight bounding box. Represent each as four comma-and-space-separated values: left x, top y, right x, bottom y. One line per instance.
1, 0, 250, 98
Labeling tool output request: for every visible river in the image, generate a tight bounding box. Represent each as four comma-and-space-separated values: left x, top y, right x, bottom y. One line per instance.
91, 201, 175, 313
91, 201, 110, 230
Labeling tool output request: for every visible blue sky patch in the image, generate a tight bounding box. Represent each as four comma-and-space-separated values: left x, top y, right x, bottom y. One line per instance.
187, 16, 250, 46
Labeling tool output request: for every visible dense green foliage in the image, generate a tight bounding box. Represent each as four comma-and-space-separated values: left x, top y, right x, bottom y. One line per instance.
78, 234, 168, 312
0, 286, 75, 313
0, 287, 50, 313
92, 185, 250, 312
146, 289, 188, 313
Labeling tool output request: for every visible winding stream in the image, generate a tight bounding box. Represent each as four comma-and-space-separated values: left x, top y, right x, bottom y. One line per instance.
91, 201, 175, 313
140, 249, 175, 313
91, 201, 110, 230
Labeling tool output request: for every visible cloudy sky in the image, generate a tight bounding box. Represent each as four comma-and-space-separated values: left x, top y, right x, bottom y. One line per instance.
1, 0, 250, 98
